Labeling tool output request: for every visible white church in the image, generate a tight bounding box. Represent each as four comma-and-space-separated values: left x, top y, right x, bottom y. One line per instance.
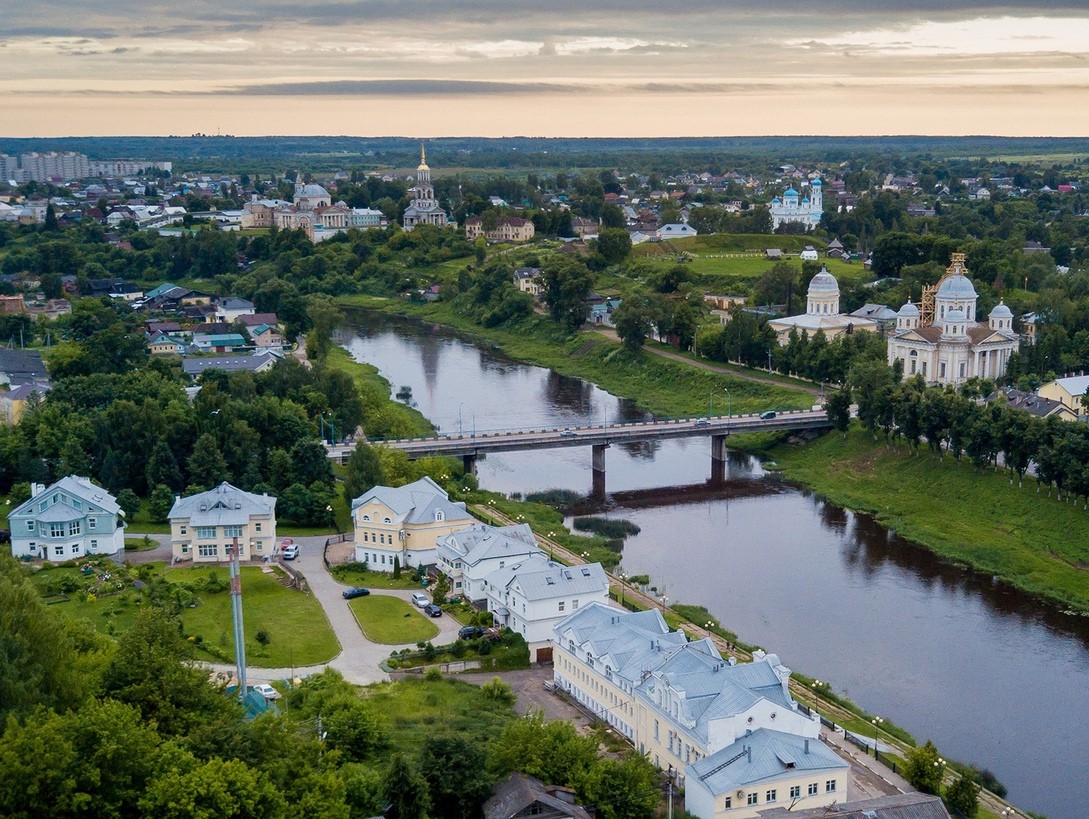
770, 178, 823, 231
887, 253, 1019, 385
767, 265, 879, 343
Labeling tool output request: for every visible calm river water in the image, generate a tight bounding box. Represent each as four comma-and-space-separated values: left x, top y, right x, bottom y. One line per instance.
343, 311, 1089, 818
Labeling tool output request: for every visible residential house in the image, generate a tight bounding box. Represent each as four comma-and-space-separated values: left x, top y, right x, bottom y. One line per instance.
571, 216, 599, 238
1036, 374, 1089, 421
9, 475, 125, 560
1019, 312, 1038, 344
0, 294, 26, 313
482, 555, 608, 659
514, 267, 544, 297
191, 333, 247, 353
0, 348, 49, 387
250, 324, 284, 349
148, 330, 186, 356
988, 386, 1078, 421
436, 522, 540, 599
168, 482, 277, 563
352, 476, 475, 571
483, 774, 593, 819
657, 223, 697, 239
0, 382, 49, 423
799, 246, 818, 261
464, 215, 536, 243
181, 354, 278, 378
758, 792, 951, 819
215, 297, 256, 323
685, 730, 849, 819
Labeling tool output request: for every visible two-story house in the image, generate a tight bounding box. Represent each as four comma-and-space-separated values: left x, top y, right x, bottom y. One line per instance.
436, 522, 539, 598
352, 476, 475, 571
9, 475, 125, 560
168, 482, 277, 563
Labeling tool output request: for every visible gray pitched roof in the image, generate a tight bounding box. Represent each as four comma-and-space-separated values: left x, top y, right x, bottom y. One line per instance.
439, 523, 540, 566
182, 355, 275, 376
489, 556, 608, 601
168, 482, 276, 526
351, 476, 472, 524
10, 475, 121, 518
0, 348, 47, 380
687, 729, 847, 796
484, 773, 593, 819
758, 792, 951, 819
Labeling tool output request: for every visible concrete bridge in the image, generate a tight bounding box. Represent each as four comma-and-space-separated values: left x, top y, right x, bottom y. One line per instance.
328, 408, 831, 493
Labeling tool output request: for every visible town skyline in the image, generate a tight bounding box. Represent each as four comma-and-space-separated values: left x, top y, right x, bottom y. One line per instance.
4, 2, 1089, 137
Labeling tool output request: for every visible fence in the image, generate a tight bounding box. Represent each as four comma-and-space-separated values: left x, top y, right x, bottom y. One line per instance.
323, 532, 352, 568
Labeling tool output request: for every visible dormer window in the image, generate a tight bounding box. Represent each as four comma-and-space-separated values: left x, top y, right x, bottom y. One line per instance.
362, 514, 371, 521
435, 510, 445, 522
383, 517, 391, 524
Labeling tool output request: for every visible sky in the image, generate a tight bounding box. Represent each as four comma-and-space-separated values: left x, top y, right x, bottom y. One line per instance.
3, 1, 1089, 138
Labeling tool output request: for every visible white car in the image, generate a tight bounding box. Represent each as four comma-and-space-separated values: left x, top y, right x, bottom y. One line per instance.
252, 683, 280, 700
411, 592, 430, 608
282, 542, 299, 560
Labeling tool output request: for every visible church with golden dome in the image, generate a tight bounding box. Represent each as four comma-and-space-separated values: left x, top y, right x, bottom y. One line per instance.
402, 144, 455, 231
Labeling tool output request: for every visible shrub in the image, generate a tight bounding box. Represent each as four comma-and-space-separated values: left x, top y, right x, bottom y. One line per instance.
424, 666, 443, 681
255, 630, 271, 646
480, 677, 515, 704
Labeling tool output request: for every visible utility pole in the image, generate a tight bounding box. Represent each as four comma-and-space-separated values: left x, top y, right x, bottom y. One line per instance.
667, 765, 675, 819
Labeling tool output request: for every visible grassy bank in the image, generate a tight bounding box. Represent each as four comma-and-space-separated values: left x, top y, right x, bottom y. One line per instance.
770, 426, 1089, 612
336, 296, 812, 417
324, 343, 434, 438
348, 595, 438, 644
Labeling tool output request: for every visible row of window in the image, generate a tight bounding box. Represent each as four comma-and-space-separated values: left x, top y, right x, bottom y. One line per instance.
185, 524, 249, 539
27, 518, 98, 535
30, 541, 99, 558
723, 781, 836, 810
360, 531, 395, 545
179, 542, 265, 557
37, 493, 85, 513
360, 551, 398, 566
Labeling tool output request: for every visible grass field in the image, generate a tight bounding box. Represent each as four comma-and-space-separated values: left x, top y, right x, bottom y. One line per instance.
348, 594, 439, 644
771, 426, 1089, 612
330, 563, 427, 591
361, 675, 518, 756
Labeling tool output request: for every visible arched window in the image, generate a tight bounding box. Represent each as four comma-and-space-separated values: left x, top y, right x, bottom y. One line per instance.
362, 514, 371, 521
435, 510, 445, 522
383, 517, 391, 524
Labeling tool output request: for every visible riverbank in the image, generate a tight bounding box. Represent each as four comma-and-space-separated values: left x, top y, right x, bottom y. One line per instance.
336, 296, 814, 416
759, 426, 1089, 613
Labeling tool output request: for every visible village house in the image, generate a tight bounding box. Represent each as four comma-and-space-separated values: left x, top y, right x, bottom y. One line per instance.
168, 482, 277, 563
9, 476, 126, 561
514, 267, 545, 297
464, 215, 536, 243
352, 476, 475, 571
1036, 374, 1089, 421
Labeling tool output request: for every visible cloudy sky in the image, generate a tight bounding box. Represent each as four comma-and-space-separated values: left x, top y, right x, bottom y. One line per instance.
4, 1, 1088, 137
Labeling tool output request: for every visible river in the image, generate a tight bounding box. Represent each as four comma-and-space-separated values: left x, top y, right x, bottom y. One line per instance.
343, 311, 1089, 818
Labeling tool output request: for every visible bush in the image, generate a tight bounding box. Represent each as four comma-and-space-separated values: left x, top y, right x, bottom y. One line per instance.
424, 666, 442, 681
255, 630, 271, 646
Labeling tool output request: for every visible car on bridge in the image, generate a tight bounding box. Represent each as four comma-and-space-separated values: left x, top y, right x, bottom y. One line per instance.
694, 418, 709, 426
760, 411, 777, 420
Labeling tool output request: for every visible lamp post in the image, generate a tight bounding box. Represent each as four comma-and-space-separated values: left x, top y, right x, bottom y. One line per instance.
708, 388, 714, 420
767, 348, 773, 374
723, 387, 731, 431
811, 680, 822, 715
619, 572, 627, 608
871, 717, 883, 760
547, 531, 555, 561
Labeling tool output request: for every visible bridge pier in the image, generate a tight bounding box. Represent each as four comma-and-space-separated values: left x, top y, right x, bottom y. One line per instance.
710, 434, 729, 483
591, 444, 608, 497
462, 453, 477, 475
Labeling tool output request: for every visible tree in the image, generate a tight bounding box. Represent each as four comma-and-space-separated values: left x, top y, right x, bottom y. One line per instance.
147, 440, 183, 491
344, 442, 386, 502
944, 776, 981, 818
904, 740, 944, 795
612, 295, 655, 351
595, 228, 632, 265
826, 388, 852, 435
383, 754, 430, 819
289, 438, 335, 488
139, 757, 285, 819
187, 433, 228, 489
419, 735, 492, 819
601, 204, 626, 229
578, 755, 659, 819
116, 488, 140, 521
542, 256, 594, 333
148, 483, 176, 522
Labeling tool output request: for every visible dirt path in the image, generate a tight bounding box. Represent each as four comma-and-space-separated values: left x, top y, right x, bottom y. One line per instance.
586, 326, 821, 397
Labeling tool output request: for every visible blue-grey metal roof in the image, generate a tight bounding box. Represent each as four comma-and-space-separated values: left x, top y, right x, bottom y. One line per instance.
351, 476, 473, 524
10, 475, 121, 519
686, 729, 847, 795
168, 482, 275, 525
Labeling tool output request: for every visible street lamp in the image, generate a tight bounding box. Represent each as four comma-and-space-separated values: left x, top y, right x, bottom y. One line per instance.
547, 531, 555, 561
767, 348, 773, 374
618, 572, 627, 608
811, 680, 822, 715
871, 717, 884, 760
723, 387, 731, 431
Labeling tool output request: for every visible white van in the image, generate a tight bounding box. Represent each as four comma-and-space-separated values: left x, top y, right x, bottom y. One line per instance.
411, 592, 430, 608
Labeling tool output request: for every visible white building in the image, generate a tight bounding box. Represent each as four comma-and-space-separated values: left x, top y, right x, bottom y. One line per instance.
769, 179, 822, 231
352, 476, 475, 571
243, 182, 388, 243
887, 253, 1019, 385
168, 482, 277, 563
436, 522, 540, 599
403, 144, 455, 231
767, 266, 879, 344
8, 476, 125, 561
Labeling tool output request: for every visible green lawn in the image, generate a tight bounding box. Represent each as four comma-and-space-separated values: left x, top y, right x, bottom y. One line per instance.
772, 426, 1089, 611
330, 563, 427, 590
165, 566, 340, 666
348, 594, 439, 644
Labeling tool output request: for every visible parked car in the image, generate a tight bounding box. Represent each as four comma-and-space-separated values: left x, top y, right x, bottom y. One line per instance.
424, 603, 443, 617
760, 410, 777, 420
458, 625, 484, 640
342, 586, 370, 599
251, 683, 280, 700
411, 592, 430, 608
282, 542, 299, 560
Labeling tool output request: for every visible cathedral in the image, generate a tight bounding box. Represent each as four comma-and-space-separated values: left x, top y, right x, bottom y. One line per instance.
767, 265, 879, 343
402, 144, 455, 231
887, 253, 1019, 385
769, 178, 823, 231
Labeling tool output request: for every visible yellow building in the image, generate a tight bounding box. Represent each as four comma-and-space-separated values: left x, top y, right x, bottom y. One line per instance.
168, 482, 277, 563
352, 476, 476, 571
464, 215, 536, 243
1037, 375, 1089, 421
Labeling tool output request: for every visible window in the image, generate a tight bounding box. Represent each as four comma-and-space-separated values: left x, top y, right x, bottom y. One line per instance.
723, 797, 732, 810
50, 523, 65, 538
654, 720, 659, 740
573, 599, 579, 610
181, 543, 190, 554
196, 527, 216, 539
39, 501, 47, 512
808, 783, 818, 796
255, 522, 262, 532
90, 540, 98, 549
825, 780, 837, 793
72, 500, 82, 511
255, 542, 263, 551
71, 544, 81, 554
224, 525, 242, 538
68, 521, 81, 536
558, 601, 566, 612
362, 514, 371, 521
435, 510, 444, 521
26, 521, 34, 532
88, 517, 97, 530
790, 786, 801, 799
766, 789, 777, 803
383, 517, 391, 524
747, 793, 758, 806
198, 543, 218, 558
178, 524, 186, 535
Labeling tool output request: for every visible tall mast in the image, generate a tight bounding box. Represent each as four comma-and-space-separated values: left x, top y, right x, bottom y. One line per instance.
229, 536, 247, 701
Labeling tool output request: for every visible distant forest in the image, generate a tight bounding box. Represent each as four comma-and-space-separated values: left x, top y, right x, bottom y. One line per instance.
2, 135, 1088, 175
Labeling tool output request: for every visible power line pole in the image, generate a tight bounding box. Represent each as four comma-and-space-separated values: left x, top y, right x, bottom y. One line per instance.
228, 536, 247, 702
